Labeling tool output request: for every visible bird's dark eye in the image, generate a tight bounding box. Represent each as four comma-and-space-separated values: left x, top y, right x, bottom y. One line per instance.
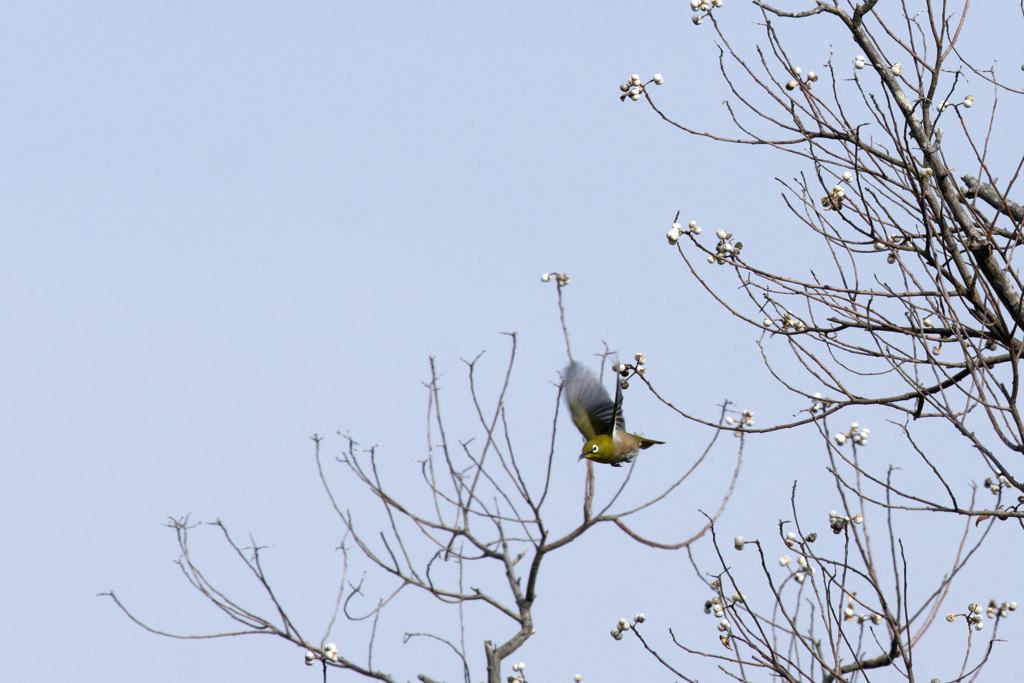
591, 444, 600, 453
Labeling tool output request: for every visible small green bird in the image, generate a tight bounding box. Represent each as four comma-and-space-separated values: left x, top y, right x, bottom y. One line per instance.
563, 361, 664, 466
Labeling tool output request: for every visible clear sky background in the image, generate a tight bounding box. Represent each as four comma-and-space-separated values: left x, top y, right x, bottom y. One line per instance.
4, 2, 1024, 682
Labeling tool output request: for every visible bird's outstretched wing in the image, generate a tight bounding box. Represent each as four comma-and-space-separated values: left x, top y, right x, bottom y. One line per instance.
563, 361, 626, 440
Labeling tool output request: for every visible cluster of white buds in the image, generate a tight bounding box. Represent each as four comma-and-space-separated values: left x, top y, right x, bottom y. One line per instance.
821, 185, 846, 211
987, 599, 1018, 618
936, 96, 976, 112
891, 62, 902, 77
764, 312, 806, 332
610, 615, 643, 640
828, 509, 863, 534
784, 66, 818, 91
784, 531, 799, 549
984, 475, 1010, 495
724, 409, 754, 434
540, 272, 570, 286
508, 661, 528, 683
304, 650, 316, 666
834, 423, 869, 446
689, 0, 723, 24
667, 219, 702, 245
707, 227, 743, 264
778, 552, 813, 582
810, 392, 832, 413
854, 54, 867, 70
619, 73, 663, 102
842, 596, 884, 624
323, 643, 339, 662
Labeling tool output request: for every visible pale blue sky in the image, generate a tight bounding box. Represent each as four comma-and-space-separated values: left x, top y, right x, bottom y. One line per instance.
4, 3, 1023, 681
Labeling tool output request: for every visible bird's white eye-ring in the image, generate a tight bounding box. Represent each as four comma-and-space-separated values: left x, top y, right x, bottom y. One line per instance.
591, 444, 600, 453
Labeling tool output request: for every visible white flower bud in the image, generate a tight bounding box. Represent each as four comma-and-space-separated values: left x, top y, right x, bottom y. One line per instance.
718, 619, 730, 631
635, 613, 646, 623
793, 67, 802, 76
707, 254, 715, 264
975, 621, 984, 631
691, 14, 702, 25
853, 514, 863, 524
808, 71, 818, 81
716, 228, 728, 239
835, 433, 847, 446
575, 676, 583, 682
886, 254, 897, 264
734, 536, 745, 550
305, 651, 316, 665
692, 225, 702, 234
891, 63, 902, 76
763, 318, 773, 327
326, 643, 337, 653
629, 93, 641, 101
667, 227, 681, 244
541, 273, 551, 282
619, 617, 630, 629
794, 572, 806, 583
964, 95, 974, 108
786, 80, 798, 91
842, 171, 853, 182
779, 555, 791, 566
946, 612, 956, 622
630, 74, 641, 84
653, 74, 664, 85
619, 83, 630, 92
690, 0, 701, 8
1010, 602, 1018, 611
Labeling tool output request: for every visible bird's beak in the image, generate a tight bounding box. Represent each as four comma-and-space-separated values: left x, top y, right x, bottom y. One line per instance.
577, 452, 587, 461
